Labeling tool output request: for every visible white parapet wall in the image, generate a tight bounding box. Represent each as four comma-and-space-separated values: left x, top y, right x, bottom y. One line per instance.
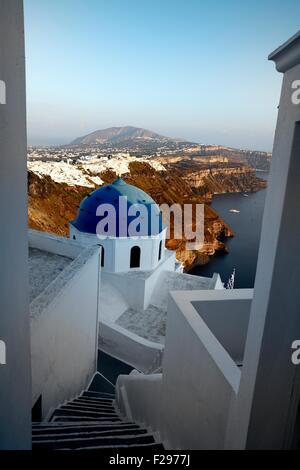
29, 232, 100, 419
29, 229, 86, 259
117, 373, 163, 433
117, 289, 253, 450
99, 321, 163, 373
103, 250, 177, 311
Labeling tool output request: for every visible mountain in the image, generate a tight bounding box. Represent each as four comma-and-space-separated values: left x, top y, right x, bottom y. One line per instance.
69, 125, 271, 170
70, 126, 184, 146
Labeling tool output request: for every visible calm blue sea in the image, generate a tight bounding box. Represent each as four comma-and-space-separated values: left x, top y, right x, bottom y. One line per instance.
189, 172, 269, 288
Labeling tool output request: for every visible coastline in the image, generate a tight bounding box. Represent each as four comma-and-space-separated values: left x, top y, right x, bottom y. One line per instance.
188, 172, 269, 287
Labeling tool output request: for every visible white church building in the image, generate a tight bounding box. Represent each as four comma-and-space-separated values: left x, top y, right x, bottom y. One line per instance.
29, 176, 223, 380
69, 176, 169, 274
1, 1, 300, 451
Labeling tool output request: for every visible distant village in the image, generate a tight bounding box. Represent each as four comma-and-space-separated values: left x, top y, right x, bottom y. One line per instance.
27, 140, 201, 164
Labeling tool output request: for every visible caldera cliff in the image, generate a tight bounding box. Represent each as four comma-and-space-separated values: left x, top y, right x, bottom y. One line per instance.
28, 160, 267, 272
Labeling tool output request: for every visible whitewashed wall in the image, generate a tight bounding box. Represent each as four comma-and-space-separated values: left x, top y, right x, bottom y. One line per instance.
103, 251, 176, 311
226, 38, 300, 450
70, 224, 167, 273
104, 272, 146, 310
192, 293, 252, 363
0, 0, 32, 450
30, 247, 100, 418
117, 289, 253, 449
117, 374, 163, 433
29, 229, 85, 259
143, 251, 177, 308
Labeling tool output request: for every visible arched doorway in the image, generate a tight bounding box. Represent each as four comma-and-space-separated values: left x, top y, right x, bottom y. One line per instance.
99, 245, 105, 268
158, 240, 162, 261
130, 246, 141, 269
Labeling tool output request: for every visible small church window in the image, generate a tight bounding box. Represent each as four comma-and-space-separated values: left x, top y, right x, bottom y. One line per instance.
130, 246, 141, 269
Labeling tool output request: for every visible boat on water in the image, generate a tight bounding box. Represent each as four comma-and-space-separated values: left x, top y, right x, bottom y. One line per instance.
243, 193, 249, 197
229, 209, 240, 214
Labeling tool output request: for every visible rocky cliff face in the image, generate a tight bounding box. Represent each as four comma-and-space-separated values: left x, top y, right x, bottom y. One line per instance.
185, 145, 271, 170
183, 166, 267, 199
244, 152, 271, 171
154, 146, 271, 171
28, 171, 90, 235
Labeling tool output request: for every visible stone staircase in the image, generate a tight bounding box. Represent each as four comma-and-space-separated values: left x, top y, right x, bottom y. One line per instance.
32, 389, 164, 450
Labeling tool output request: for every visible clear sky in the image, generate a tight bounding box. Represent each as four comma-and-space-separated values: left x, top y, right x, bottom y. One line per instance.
24, 0, 300, 151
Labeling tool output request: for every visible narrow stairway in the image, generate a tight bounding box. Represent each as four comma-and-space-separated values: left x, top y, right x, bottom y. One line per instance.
32, 389, 164, 450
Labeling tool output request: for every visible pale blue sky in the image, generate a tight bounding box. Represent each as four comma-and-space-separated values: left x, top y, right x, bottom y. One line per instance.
24, 0, 300, 150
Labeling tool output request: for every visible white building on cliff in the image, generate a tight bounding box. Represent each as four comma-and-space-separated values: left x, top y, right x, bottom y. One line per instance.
68, 176, 223, 366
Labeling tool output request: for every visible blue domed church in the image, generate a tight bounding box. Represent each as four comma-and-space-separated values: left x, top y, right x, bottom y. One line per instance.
70, 178, 168, 273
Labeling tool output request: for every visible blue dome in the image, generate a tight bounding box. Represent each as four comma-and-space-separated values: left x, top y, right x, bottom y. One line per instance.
71, 177, 164, 237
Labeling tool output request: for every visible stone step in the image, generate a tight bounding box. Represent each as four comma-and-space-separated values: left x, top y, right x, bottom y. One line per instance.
73, 397, 115, 406
32, 421, 100, 428
61, 404, 116, 415
59, 443, 165, 451
54, 405, 119, 418
73, 397, 114, 406
82, 391, 115, 399
33, 421, 137, 432
52, 408, 118, 420
32, 378, 163, 451
32, 433, 156, 450
51, 416, 122, 423
66, 402, 115, 412
33, 427, 147, 441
